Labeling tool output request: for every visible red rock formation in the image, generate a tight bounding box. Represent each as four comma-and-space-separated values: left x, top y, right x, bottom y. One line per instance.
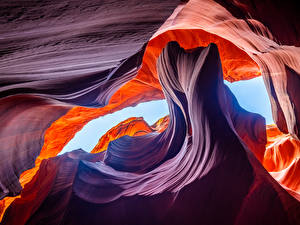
215, 0, 300, 47
0, 0, 181, 219
151, 116, 170, 133
0, 151, 101, 225
154, 0, 300, 139
264, 125, 300, 172
0, 95, 70, 221
0, 0, 300, 224
0, 0, 180, 202
91, 117, 154, 153
271, 158, 300, 198
262, 124, 300, 200
0, 5, 264, 214
2, 42, 300, 225
91, 116, 170, 154
138, 29, 260, 83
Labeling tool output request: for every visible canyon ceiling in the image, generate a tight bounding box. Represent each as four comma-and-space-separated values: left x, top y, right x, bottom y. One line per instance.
0, 0, 300, 224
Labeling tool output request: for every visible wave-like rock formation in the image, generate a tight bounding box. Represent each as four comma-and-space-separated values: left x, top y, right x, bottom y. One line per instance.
91, 116, 170, 154
0, 115, 170, 220
154, 0, 300, 139
151, 115, 170, 133
91, 117, 155, 154
271, 158, 300, 199
2, 41, 300, 225
262, 124, 300, 200
264, 125, 300, 172
1, 0, 300, 224
0, 0, 181, 200
0, 96, 70, 199
0, 0, 181, 219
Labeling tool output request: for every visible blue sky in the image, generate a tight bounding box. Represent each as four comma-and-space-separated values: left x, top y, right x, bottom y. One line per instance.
225, 77, 273, 124
61, 76, 273, 153
60, 100, 169, 154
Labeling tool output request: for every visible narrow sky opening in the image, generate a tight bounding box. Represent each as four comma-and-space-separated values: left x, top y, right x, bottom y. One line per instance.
60, 100, 169, 154
61, 76, 273, 154
225, 76, 273, 124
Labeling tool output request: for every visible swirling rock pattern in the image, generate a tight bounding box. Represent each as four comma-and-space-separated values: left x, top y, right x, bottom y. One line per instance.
91, 117, 155, 154
263, 124, 300, 200
264, 125, 300, 172
0, 95, 69, 199
1, 0, 300, 224
2, 42, 300, 225
0, 0, 181, 200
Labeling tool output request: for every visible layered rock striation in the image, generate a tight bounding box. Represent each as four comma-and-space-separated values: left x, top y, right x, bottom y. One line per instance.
0, 0, 300, 224
2, 42, 300, 225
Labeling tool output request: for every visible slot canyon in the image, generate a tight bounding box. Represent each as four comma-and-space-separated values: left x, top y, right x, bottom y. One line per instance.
0, 0, 299, 224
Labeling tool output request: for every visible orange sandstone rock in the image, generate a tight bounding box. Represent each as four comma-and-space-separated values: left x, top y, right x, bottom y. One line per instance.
271, 158, 300, 194
263, 124, 300, 200
91, 117, 154, 153
0, 27, 262, 217
264, 124, 300, 172
138, 29, 260, 83
91, 116, 170, 154
1, 27, 260, 208
151, 115, 170, 133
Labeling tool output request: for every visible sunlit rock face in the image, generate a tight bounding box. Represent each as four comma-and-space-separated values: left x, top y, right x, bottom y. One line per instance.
91, 117, 163, 154
0, 0, 300, 224
0, 95, 70, 220
0, 0, 181, 198
151, 115, 170, 133
1, 42, 299, 225
264, 125, 300, 172
263, 124, 300, 200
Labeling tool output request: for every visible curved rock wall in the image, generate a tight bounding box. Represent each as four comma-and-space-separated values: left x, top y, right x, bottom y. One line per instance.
0, 0, 300, 224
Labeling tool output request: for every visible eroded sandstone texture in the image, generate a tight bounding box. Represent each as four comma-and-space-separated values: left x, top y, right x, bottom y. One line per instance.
0, 0, 300, 224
